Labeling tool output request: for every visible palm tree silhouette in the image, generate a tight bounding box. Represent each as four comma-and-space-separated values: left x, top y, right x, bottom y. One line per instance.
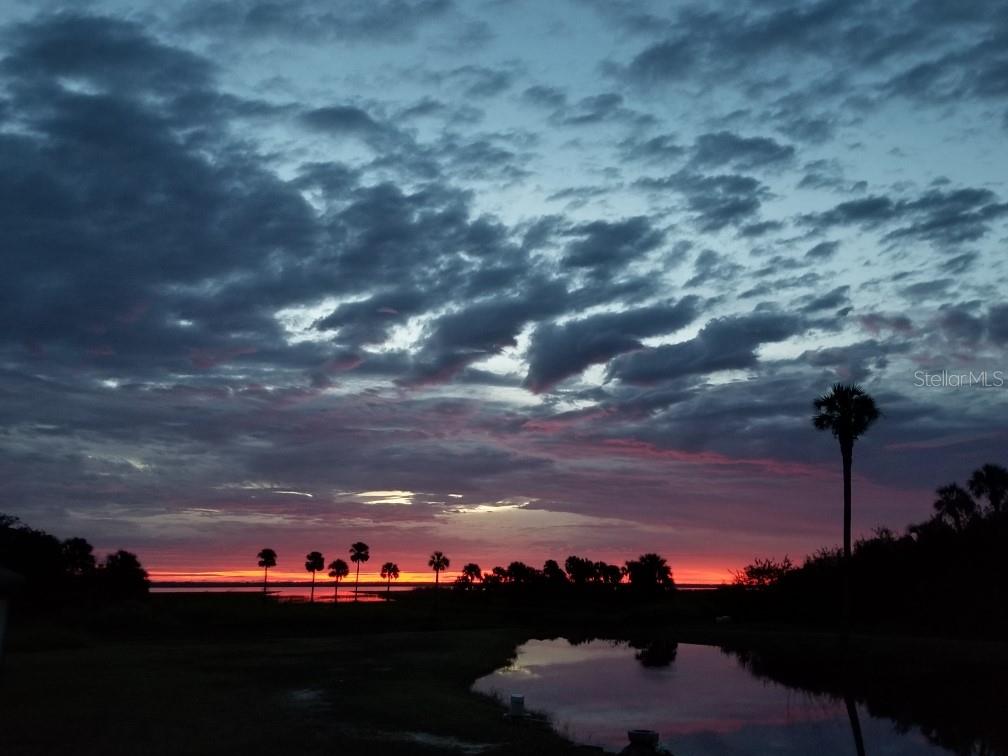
304, 551, 324, 602
813, 383, 880, 634
625, 552, 673, 592
428, 551, 450, 586
933, 483, 977, 531
349, 542, 370, 601
328, 558, 349, 601
380, 561, 399, 594
967, 463, 1008, 515
257, 548, 277, 593
461, 562, 482, 586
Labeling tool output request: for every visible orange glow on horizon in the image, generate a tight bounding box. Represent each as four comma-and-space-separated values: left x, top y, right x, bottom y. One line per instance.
148, 568, 452, 584
148, 564, 733, 586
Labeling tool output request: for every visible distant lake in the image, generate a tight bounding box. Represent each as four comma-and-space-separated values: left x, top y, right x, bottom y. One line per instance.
151, 584, 416, 602
474, 638, 999, 755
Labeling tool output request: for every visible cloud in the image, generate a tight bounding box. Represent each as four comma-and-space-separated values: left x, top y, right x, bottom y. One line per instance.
5, 12, 213, 94
300, 104, 401, 148
522, 84, 567, 109
608, 311, 804, 384
799, 339, 908, 382
438, 64, 515, 98
563, 216, 666, 270
638, 172, 769, 231
550, 92, 651, 127
523, 297, 701, 392
175, 0, 454, 43
988, 304, 1008, 344
618, 133, 685, 163
691, 131, 795, 171
801, 188, 1008, 245
686, 249, 743, 288
800, 285, 850, 313
805, 240, 840, 260
934, 304, 985, 344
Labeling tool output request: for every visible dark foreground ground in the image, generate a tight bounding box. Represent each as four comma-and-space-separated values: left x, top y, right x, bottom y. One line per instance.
2, 591, 1007, 755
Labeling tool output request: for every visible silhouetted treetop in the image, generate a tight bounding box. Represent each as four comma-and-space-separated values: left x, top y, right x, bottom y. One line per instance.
968, 463, 1008, 515
812, 383, 880, 447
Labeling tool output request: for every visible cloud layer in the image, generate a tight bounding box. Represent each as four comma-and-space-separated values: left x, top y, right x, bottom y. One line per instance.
1, 2, 1006, 580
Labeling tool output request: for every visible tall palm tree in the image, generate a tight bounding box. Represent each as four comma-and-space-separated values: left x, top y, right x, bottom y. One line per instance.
380, 561, 400, 594
967, 463, 1008, 515
349, 542, 370, 601
812, 383, 880, 634
257, 548, 277, 593
304, 551, 324, 602
328, 558, 349, 601
428, 550, 450, 586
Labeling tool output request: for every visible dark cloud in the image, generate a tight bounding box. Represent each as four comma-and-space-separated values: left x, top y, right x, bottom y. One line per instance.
859, 312, 914, 336
739, 220, 784, 238
4, 13, 213, 94
805, 240, 840, 260
939, 251, 978, 275
638, 172, 769, 231
563, 216, 666, 270
524, 297, 701, 392
799, 339, 908, 382
774, 112, 836, 144
521, 84, 567, 109
608, 311, 805, 384
545, 185, 614, 210
410, 280, 568, 383
802, 188, 1008, 245
618, 133, 686, 163
439, 64, 515, 98
300, 105, 400, 148
612, 0, 1005, 109
801, 285, 850, 313
551, 92, 647, 126
899, 279, 954, 300
686, 249, 744, 288
988, 304, 1008, 344
175, 0, 454, 43
691, 131, 795, 171
935, 304, 985, 344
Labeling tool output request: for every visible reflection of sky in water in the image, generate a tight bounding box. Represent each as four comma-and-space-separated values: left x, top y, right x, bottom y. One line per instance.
473, 639, 950, 755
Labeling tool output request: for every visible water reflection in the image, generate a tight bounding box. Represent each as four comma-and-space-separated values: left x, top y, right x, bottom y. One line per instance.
473, 638, 1002, 755
150, 585, 403, 602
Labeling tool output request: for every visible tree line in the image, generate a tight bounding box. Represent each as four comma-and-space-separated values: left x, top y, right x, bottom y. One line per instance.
255, 544, 676, 601
0, 513, 150, 600
729, 461, 1008, 635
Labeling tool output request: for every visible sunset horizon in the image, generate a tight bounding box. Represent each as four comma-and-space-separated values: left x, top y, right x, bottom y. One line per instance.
2, 1, 1006, 753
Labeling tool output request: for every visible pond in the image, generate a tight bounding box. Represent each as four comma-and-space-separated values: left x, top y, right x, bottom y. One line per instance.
473, 638, 1003, 755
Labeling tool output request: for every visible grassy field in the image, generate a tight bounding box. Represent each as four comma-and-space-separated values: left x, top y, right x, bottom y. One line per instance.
2, 591, 1006, 755
0, 593, 636, 756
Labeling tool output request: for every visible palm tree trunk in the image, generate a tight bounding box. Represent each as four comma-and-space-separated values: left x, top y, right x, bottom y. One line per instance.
263, 566, 268, 594
355, 562, 360, 601
841, 440, 853, 637
334, 579, 338, 602
844, 693, 866, 756
387, 577, 391, 594
435, 569, 439, 587
310, 570, 315, 602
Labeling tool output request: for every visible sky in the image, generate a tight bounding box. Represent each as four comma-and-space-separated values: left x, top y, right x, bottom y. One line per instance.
2, 0, 1006, 583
